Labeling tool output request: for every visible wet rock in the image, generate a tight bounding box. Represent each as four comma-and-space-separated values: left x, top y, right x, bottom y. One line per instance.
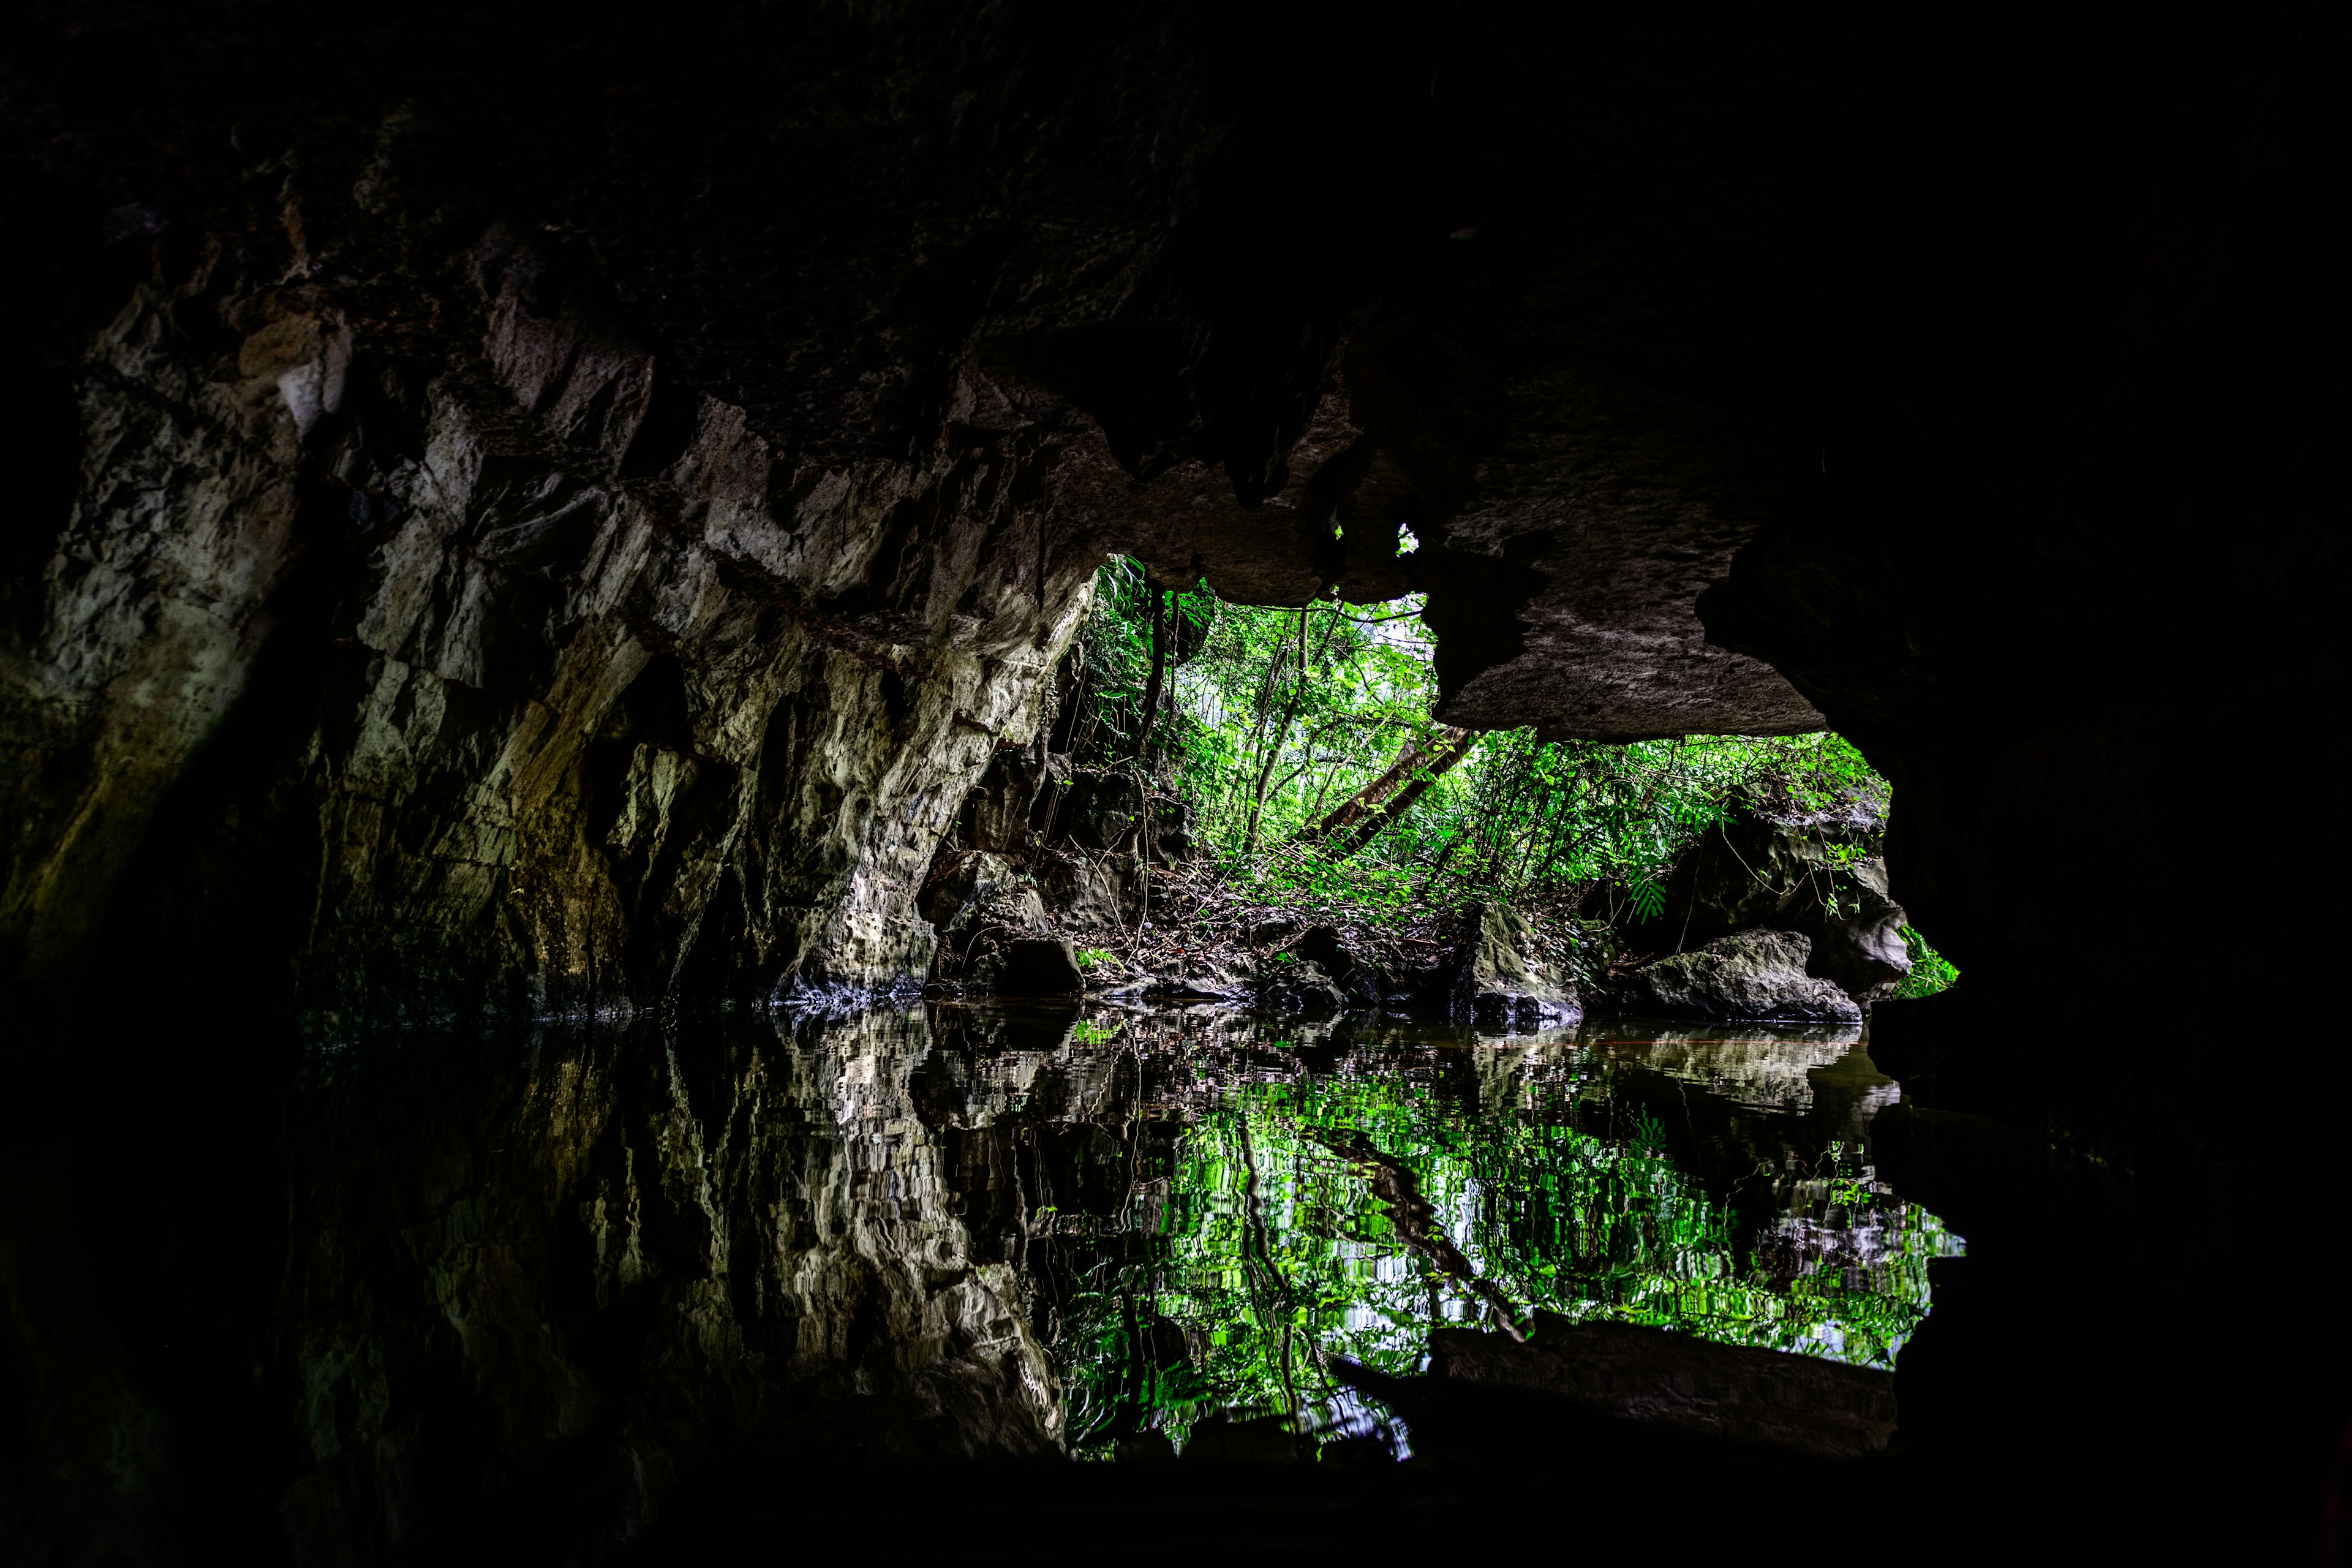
1626, 812, 1912, 1003
1429, 1311, 1896, 1458
1623, 930, 1863, 1023
997, 939, 1085, 997
1256, 959, 1351, 1016
1254, 924, 1387, 1010
1449, 904, 1582, 1028
918, 850, 1047, 939
1141, 958, 1252, 1003
1035, 851, 1145, 932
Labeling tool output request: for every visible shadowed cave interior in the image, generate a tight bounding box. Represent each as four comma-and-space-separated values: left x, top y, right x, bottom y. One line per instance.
1, 2, 2346, 1562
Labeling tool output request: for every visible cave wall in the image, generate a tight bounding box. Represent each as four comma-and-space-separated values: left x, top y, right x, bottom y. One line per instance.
4, 2, 1898, 1025
4, 6, 2338, 1035
1, 2, 2345, 1559
1, 220, 1108, 1016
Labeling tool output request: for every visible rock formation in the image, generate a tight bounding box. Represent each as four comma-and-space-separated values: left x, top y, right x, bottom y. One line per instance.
1447, 903, 1583, 1029
1, 2, 2343, 1559
1619, 929, 1864, 1025
1619, 806, 1912, 1005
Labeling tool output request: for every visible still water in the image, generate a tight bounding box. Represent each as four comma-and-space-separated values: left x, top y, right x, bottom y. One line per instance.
282, 1001, 1957, 1541
935, 1006, 1961, 1460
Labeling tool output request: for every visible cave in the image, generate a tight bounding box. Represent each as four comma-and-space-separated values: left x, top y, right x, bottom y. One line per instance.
2, 4, 2344, 1561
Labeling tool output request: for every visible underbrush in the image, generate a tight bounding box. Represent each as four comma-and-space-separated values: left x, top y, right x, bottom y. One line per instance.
1890, 926, 1960, 999
1048, 560, 1936, 996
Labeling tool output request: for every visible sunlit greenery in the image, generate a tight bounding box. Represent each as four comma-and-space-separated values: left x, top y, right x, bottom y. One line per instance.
1891, 926, 1960, 999
1052, 1046, 1958, 1458
1065, 561, 1891, 922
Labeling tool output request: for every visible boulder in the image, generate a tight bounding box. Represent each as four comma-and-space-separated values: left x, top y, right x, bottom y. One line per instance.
995, 939, 1085, 997
1257, 959, 1351, 1016
918, 850, 1049, 938
1253, 924, 1381, 1005
1429, 1311, 1896, 1459
1449, 904, 1583, 1029
1623, 810, 1912, 1003
1035, 851, 1145, 932
1140, 957, 1253, 1003
1621, 929, 1863, 1023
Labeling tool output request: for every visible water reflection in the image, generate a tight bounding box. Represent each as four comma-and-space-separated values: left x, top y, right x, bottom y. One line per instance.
987, 1009, 1959, 1460
278, 1002, 1954, 1552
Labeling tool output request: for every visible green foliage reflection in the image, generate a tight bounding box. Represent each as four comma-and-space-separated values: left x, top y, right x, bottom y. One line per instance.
1054, 1065, 1958, 1458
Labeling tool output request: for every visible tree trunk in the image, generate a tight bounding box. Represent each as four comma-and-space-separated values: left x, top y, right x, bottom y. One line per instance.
1131, 587, 1168, 763
1316, 725, 1474, 858
1242, 606, 1316, 855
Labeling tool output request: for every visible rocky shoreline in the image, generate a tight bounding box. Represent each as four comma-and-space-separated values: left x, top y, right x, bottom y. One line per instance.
913, 750, 1920, 1028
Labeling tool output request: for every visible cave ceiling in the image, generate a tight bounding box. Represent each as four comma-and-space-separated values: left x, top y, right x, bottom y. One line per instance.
5, 2, 1864, 746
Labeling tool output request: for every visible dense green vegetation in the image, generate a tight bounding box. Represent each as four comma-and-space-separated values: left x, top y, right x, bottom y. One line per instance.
1067, 562, 1892, 924
1029, 570, 1972, 1457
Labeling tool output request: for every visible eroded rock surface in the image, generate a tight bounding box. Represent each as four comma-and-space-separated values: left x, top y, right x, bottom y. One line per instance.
1624, 809, 1911, 1003
2, 227, 1110, 1014
1623, 930, 1862, 1025
1447, 903, 1583, 1029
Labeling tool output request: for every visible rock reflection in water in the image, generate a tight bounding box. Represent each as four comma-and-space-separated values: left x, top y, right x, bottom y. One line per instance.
277, 1003, 1956, 1551
282, 1006, 1066, 1558
1016, 1009, 1959, 1458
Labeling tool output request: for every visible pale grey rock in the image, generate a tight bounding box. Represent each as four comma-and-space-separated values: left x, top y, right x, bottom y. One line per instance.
1036, 852, 1146, 933
918, 850, 1049, 940
1626, 929, 1864, 1023
0, 229, 1102, 1012
1632, 810, 1912, 1003
1450, 904, 1583, 1029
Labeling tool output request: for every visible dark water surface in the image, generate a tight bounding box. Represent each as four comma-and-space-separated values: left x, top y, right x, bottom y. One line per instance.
281, 1000, 1955, 1536
17, 989, 2323, 1564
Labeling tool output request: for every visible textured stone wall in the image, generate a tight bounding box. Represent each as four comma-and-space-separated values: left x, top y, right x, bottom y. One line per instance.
2, 222, 1109, 1013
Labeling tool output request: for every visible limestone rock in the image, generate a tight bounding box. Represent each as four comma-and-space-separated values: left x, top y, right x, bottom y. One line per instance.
1257, 959, 1351, 1017
954, 748, 1054, 854
1449, 905, 1583, 1029
1034, 852, 1145, 932
1038, 769, 1144, 852
1624, 810, 1912, 1003
918, 850, 1048, 939
1139, 958, 1253, 1003
1250, 918, 1304, 948
1624, 929, 1863, 1023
